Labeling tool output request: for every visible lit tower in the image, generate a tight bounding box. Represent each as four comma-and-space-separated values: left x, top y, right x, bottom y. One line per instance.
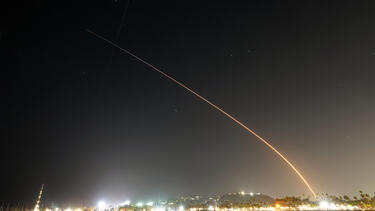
34, 184, 44, 211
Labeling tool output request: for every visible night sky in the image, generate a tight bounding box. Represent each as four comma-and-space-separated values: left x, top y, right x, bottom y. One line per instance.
3, 0, 375, 207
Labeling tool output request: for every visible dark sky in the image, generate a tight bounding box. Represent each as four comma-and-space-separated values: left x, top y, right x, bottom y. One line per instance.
3, 0, 375, 207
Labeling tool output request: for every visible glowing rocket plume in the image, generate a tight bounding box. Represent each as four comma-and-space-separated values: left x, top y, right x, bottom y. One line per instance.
87, 29, 317, 198
33, 184, 44, 211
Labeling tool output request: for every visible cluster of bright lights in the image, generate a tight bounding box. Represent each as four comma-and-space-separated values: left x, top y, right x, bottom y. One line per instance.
297, 205, 314, 210
209, 207, 277, 211
319, 201, 330, 209
239, 191, 255, 196
188, 204, 360, 211
166, 207, 183, 211
97, 201, 106, 210
41, 202, 361, 211
43, 197, 361, 211
152, 207, 166, 211
47, 207, 91, 211
119, 200, 131, 206
318, 201, 357, 210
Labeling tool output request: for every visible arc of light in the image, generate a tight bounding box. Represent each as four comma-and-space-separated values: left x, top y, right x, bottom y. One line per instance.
87, 29, 317, 198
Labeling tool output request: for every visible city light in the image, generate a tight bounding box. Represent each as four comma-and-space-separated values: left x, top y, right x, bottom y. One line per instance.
36, 191, 365, 211
155, 206, 165, 211
319, 201, 329, 209
41, 202, 362, 211
122, 200, 131, 206
98, 201, 106, 210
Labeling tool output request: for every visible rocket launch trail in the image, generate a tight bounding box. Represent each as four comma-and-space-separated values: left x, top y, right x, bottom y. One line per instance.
87, 29, 317, 198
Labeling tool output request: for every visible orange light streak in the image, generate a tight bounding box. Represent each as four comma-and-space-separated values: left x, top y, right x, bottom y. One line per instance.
87, 29, 317, 198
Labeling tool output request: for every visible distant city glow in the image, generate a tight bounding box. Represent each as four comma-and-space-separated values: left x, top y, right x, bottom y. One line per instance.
48, 204, 361, 211
137, 202, 143, 207
39, 191, 364, 211
97, 201, 106, 210
155, 206, 165, 211
122, 200, 131, 206
319, 201, 329, 209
